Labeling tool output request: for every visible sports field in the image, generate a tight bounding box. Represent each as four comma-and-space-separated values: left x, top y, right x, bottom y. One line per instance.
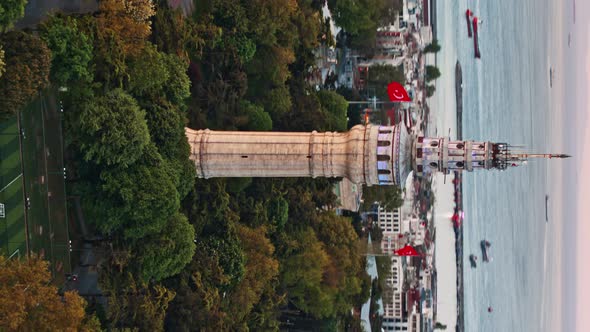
0, 117, 26, 258
0, 89, 71, 278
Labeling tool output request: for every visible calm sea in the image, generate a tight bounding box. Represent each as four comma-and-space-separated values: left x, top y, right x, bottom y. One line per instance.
436, 0, 554, 331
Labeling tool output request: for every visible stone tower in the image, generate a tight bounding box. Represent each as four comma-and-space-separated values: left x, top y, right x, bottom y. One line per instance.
185, 124, 568, 186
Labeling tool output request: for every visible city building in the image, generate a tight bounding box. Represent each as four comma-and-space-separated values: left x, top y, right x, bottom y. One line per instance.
383, 256, 405, 319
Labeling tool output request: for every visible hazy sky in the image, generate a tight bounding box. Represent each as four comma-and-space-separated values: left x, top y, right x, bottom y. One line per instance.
564, 0, 590, 330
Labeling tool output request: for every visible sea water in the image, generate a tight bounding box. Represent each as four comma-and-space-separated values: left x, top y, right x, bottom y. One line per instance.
435, 0, 557, 331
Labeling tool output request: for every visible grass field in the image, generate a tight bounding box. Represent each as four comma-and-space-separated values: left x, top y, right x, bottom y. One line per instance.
0, 117, 26, 258
0, 89, 71, 280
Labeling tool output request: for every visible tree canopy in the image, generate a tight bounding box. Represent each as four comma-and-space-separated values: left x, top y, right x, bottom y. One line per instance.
426, 65, 441, 81
0, 31, 50, 119
40, 15, 94, 86
365, 64, 405, 101
40, 0, 376, 329
362, 185, 404, 211
225, 225, 279, 325
241, 100, 273, 131
424, 40, 441, 53
133, 212, 196, 282
0, 0, 28, 32
73, 89, 150, 166
317, 90, 349, 132
102, 272, 175, 331
0, 255, 96, 331
82, 144, 179, 240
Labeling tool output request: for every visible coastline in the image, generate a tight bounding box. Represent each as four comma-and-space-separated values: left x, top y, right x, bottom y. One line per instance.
454, 60, 464, 332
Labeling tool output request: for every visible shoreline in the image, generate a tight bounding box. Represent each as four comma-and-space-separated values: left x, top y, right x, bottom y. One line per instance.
454, 60, 464, 332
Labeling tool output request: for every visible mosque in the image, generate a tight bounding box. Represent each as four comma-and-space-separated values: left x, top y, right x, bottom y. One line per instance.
185, 123, 569, 186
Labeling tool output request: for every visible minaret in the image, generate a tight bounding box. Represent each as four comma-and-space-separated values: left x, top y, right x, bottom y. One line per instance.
412, 136, 570, 176
185, 124, 568, 186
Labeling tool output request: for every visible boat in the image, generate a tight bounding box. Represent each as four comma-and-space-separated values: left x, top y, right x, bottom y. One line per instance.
480, 240, 491, 262
549, 68, 553, 87
473, 17, 481, 58
451, 210, 463, 228
545, 195, 549, 222
466, 9, 473, 38
469, 254, 478, 268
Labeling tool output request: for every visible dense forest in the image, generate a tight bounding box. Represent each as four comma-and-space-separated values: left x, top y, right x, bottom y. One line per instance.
0, 0, 406, 330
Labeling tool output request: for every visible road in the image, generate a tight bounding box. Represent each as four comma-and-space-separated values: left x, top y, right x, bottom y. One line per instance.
15, 0, 98, 29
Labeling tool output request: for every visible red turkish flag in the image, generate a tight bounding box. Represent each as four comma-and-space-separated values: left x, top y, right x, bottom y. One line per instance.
387, 82, 412, 102
394, 245, 421, 256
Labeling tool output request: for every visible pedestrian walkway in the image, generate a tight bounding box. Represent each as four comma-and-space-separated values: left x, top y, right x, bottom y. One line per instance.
15, 0, 98, 29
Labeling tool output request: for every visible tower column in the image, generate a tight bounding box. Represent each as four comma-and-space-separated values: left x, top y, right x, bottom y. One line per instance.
185, 125, 381, 185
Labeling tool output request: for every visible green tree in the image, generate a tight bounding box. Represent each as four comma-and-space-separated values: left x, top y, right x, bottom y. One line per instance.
39, 15, 94, 86
200, 234, 245, 292
267, 194, 289, 231
165, 155, 195, 201
424, 39, 441, 53
142, 99, 184, 157
263, 85, 292, 119
127, 45, 190, 107
103, 273, 175, 332
151, 4, 221, 60
164, 242, 229, 331
140, 98, 194, 199
371, 223, 383, 242
84, 145, 179, 239
183, 179, 231, 236
0, 31, 50, 120
317, 90, 349, 131
365, 64, 405, 101
161, 52, 191, 106
74, 89, 150, 166
0, 0, 27, 32
426, 65, 441, 81
225, 225, 279, 326
362, 185, 404, 211
327, 0, 380, 36
133, 212, 196, 281
127, 43, 169, 96
426, 84, 436, 97
241, 101, 272, 131
312, 212, 365, 315
280, 227, 333, 317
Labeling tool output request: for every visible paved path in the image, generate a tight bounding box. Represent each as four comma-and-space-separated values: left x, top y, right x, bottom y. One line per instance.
167, 0, 194, 17
64, 196, 103, 299
15, 0, 98, 29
